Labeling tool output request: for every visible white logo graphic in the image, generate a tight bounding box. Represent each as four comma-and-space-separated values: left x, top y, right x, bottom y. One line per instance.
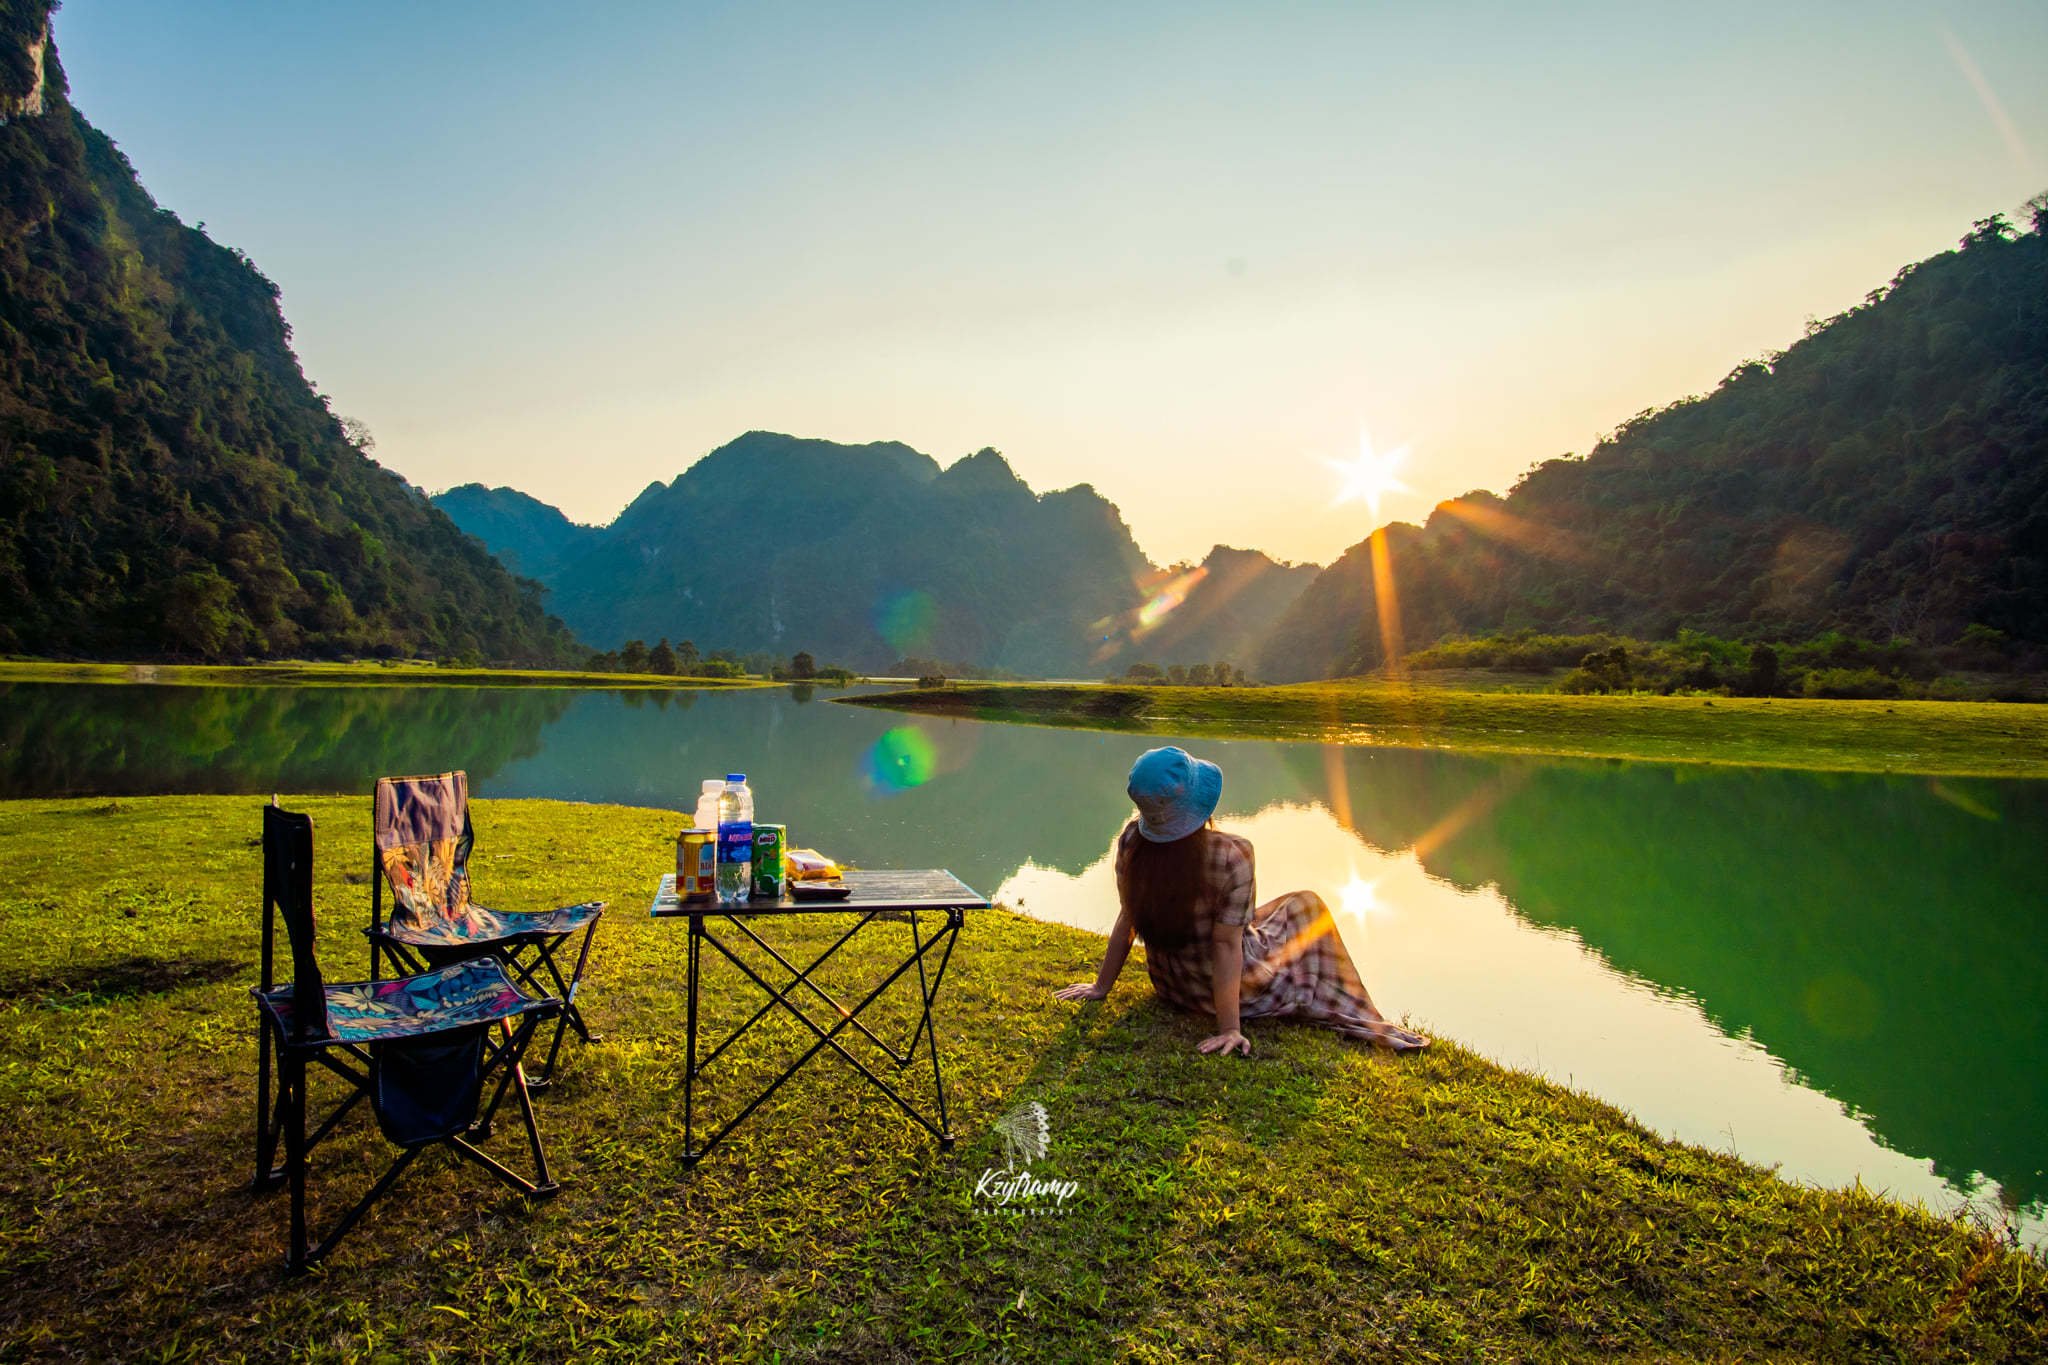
993, 1101, 1049, 1169
974, 1101, 1079, 1216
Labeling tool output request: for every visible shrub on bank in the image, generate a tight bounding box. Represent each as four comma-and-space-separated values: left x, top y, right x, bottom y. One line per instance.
1803, 667, 1904, 700
1410, 629, 2041, 701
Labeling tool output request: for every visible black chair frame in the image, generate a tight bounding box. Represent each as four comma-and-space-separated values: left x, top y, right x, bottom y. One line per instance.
252, 804, 562, 1273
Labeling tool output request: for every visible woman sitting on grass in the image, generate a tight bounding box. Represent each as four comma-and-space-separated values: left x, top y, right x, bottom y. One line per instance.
1055, 746, 1429, 1057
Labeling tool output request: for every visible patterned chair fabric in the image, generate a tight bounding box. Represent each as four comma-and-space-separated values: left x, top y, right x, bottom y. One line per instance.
375, 772, 602, 948
370, 771, 607, 1090
257, 958, 550, 1046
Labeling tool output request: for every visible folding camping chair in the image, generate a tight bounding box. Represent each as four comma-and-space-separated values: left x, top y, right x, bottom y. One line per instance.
252, 802, 563, 1273
367, 772, 606, 1088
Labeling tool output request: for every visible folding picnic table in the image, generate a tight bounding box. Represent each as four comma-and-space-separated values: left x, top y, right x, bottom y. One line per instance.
650, 869, 990, 1163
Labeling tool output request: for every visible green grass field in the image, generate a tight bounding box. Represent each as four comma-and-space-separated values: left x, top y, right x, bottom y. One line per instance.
0, 797, 2039, 1361
0, 660, 766, 690
843, 680, 2048, 779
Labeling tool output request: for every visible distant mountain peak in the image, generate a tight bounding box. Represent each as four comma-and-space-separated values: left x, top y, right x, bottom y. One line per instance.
1203, 543, 1319, 574
438, 430, 1160, 673
432, 484, 603, 582
937, 447, 1027, 492
706, 431, 941, 483
1044, 481, 1109, 505
440, 482, 600, 527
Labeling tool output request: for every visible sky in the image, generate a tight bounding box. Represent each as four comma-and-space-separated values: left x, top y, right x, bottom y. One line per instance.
53, 0, 2048, 569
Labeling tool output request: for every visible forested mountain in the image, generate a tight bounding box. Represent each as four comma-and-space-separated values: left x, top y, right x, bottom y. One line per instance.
438, 433, 1163, 675
1258, 208, 2048, 682
0, 6, 577, 663
433, 484, 601, 582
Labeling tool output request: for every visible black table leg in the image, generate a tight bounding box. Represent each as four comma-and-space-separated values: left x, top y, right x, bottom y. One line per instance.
683, 912, 702, 1164
925, 908, 963, 1144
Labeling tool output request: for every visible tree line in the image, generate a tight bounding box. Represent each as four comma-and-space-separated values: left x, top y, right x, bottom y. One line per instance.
1407, 628, 2041, 701
579, 639, 858, 683
1104, 660, 1255, 687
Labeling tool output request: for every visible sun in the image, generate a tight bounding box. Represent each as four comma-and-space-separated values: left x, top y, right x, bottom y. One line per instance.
1325, 429, 1412, 519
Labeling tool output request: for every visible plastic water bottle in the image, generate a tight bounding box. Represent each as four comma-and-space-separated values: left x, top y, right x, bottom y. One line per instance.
693, 779, 722, 833
716, 773, 754, 904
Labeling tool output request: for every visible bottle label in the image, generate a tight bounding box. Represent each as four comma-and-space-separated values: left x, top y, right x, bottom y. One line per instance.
718, 822, 754, 863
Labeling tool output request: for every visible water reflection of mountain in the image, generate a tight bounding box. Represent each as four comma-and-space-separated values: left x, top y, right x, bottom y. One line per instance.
0, 684, 570, 797
1265, 744, 2048, 1212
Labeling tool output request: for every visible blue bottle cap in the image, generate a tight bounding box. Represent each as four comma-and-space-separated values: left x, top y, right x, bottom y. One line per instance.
726, 773, 746, 783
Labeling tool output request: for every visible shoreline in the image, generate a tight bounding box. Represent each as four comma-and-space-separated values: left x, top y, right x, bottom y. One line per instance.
0, 659, 771, 690
838, 680, 2048, 779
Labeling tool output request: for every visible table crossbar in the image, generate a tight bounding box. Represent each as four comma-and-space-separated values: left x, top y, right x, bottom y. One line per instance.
696, 910, 903, 1071
654, 869, 988, 1164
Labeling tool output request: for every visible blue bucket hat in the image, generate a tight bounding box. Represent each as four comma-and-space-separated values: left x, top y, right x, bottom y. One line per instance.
1126, 746, 1223, 843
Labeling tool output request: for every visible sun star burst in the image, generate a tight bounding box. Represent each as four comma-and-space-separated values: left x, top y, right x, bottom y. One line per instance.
1325, 430, 1412, 520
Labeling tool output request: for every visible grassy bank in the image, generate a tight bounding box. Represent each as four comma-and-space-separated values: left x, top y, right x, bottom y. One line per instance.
841, 681, 2048, 779
0, 796, 2040, 1361
0, 660, 765, 690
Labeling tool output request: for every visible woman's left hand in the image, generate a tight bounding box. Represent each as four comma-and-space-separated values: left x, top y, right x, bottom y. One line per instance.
1197, 1029, 1251, 1057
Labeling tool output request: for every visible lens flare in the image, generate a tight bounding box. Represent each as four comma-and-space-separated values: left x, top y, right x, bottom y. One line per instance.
865, 726, 937, 793
877, 590, 937, 656
1135, 565, 1207, 636
1432, 497, 1589, 564
1929, 780, 2000, 822
1367, 526, 1404, 674
1940, 24, 2038, 178
1091, 563, 1212, 662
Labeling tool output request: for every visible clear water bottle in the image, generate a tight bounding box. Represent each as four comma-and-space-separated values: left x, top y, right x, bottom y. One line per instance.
716, 773, 754, 905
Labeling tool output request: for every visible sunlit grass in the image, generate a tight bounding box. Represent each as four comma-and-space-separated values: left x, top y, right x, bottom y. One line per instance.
0, 796, 2041, 1360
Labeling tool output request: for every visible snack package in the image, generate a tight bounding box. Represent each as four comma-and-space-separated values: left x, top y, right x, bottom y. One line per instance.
785, 848, 842, 882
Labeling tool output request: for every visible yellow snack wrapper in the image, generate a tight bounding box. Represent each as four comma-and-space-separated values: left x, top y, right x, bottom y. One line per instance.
786, 848, 842, 881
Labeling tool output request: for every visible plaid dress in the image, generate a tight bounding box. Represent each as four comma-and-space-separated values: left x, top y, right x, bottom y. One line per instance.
1119, 825, 1428, 1052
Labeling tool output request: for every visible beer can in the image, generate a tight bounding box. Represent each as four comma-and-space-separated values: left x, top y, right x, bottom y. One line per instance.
679, 829, 716, 902
751, 823, 787, 900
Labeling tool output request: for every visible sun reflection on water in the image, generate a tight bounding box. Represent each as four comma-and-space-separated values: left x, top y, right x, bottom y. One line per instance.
1338, 873, 1384, 920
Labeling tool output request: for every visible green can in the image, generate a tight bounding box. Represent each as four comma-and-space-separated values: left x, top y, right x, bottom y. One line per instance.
751, 823, 787, 900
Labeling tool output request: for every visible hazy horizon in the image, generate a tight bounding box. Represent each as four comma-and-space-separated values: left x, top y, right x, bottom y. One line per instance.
55, 1, 2048, 567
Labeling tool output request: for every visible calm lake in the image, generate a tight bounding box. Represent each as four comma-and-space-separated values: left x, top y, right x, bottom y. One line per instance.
4, 680, 2043, 1241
